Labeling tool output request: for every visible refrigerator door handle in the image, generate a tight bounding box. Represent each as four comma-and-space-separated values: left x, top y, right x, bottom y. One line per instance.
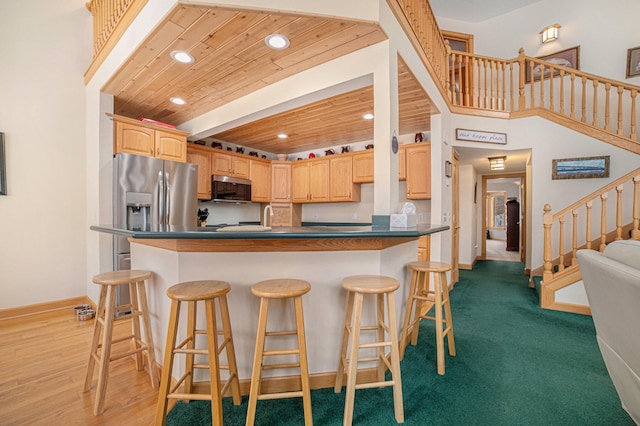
165, 171, 171, 225
158, 170, 165, 225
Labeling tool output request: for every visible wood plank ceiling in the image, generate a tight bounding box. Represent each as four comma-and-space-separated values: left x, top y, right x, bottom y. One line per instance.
103, 4, 435, 154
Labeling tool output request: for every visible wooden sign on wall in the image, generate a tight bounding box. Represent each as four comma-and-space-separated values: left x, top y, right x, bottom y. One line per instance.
455, 128, 507, 145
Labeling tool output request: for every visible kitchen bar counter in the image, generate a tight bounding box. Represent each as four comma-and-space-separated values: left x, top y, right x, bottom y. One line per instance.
90, 223, 449, 390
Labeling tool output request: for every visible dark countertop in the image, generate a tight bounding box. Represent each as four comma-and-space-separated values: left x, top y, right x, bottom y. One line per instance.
90, 223, 449, 240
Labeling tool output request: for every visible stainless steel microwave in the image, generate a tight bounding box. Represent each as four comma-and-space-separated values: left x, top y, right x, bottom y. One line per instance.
210, 175, 252, 203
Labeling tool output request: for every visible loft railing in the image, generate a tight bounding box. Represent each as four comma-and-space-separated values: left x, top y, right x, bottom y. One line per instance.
386, 0, 449, 99
447, 49, 640, 152
389, 0, 640, 152
84, 0, 147, 83
541, 168, 640, 286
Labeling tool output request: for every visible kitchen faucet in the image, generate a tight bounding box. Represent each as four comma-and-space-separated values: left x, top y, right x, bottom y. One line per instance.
263, 205, 273, 227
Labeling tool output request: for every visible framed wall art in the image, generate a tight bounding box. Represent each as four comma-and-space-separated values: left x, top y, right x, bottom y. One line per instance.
526, 45, 580, 83
626, 46, 640, 78
0, 132, 6, 195
551, 155, 610, 180
455, 128, 507, 145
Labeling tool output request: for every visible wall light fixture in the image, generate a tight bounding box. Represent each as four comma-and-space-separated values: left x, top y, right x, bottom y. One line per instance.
540, 24, 560, 43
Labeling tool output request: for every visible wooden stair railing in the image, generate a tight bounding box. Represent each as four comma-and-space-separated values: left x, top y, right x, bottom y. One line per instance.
447, 49, 640, 153
539, 168, 640, 311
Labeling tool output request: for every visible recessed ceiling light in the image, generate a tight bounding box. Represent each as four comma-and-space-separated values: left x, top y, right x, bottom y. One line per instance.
277, 133, 288, 139
170, 97, 187, 105
170, 50, 194, 64
363, 113, 374, 120
265, 34, 290, 50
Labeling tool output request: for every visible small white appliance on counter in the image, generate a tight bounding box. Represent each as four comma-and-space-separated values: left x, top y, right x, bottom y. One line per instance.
113, 153, 198, 308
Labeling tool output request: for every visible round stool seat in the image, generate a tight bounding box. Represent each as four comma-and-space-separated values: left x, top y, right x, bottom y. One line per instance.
251, 279, 310, 298
407, 261, 452, 273
166, 280, 230, 301
92, 269, 152, 285
342, 275, 399, 294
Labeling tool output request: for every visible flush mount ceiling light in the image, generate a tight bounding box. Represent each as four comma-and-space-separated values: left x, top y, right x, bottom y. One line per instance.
363, 113, 374, 120
170, 97, 187, 105
277, 133, 288, 139
170, 50, 195, 64
540, 24, 560, 43
265, 34, 290, 50
489, 156, 506, 171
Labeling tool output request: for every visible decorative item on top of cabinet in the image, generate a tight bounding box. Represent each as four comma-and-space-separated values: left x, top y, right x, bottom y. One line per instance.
110, 113, 188, 162
250, 159, 271, 202
405, 142, 431, 200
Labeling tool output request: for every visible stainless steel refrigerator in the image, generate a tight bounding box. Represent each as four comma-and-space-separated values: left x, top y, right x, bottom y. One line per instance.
113, 153, 198, 306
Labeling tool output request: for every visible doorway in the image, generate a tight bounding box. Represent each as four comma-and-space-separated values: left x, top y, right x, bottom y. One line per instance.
482, 173, 526, 263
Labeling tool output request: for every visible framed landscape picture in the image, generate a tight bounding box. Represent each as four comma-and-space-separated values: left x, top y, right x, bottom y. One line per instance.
626, 46, 640, 78
526, 46, 580, 83
552, 155, 609, 180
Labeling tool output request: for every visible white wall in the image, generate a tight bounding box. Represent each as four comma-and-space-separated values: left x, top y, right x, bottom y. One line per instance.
0, 0, 91, 310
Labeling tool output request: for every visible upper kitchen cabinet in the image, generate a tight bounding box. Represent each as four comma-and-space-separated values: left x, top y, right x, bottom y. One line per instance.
271, 162, 292, 203
330, 155, 360, 202
211, 151, 249, 179
398, 145, 407, 181
186, 144, 212, 200
352, 150, 374, 183
292, 158, 330, 203
405, 142, 431, 200
111, 114, 188, 162
250, 159, 271, 203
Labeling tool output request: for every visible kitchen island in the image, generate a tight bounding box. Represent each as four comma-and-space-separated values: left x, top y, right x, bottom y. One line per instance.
91, 223, 448, 391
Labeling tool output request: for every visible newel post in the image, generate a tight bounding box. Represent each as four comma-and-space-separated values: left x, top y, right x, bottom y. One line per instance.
517, 48, 526, 111
542, 204, 553, 283
445, 41, 452, 102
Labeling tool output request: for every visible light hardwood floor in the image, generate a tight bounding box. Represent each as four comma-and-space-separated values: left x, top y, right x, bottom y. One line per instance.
486, 238, 520, 262
0, 309, 159, 425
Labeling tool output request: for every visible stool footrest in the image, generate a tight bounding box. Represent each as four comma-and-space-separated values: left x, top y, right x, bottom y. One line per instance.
263, 348, 300, 356
258, 390, 304, 400
174, 348, 208, 355
355, 380, 397, 390
265, 330, 297, 337
168, 392, 214, 401
263, 362, 300, 370
359, 341, 391, 349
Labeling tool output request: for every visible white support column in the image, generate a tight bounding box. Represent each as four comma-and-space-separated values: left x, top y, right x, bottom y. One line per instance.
372, 41, 399, 221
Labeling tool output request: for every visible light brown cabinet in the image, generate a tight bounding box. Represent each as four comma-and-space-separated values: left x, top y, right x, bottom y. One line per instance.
186, 145, 213, 200
212, 152, 249, 179
271, 162, 292, 202
405, 142, 431, 200
112, 114, 188, 162
418, 235, 430, 261
398, 145, 407, 180
250, 159, 271, 202
330, 156, 360, 202
352, 151, 374, 183
292, 159, 329, 203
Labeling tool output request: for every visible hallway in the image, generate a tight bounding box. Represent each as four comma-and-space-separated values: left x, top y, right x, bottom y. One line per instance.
485, 238, 520, 262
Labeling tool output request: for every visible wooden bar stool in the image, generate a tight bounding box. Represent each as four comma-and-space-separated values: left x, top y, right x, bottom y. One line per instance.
399, 261, 456, 375
246, 279, 313, 426
334, 275, 404, 425
155, 280, 242, 425
84, 269, 159, 416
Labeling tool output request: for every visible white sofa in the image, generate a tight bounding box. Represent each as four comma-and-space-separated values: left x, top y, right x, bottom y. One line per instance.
577, 240, 640, 424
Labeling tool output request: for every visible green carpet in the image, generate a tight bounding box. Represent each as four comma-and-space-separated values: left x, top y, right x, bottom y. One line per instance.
166, 260, 634, 425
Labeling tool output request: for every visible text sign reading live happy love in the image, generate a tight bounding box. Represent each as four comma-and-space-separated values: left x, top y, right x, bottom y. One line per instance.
455, 128, 507, 145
